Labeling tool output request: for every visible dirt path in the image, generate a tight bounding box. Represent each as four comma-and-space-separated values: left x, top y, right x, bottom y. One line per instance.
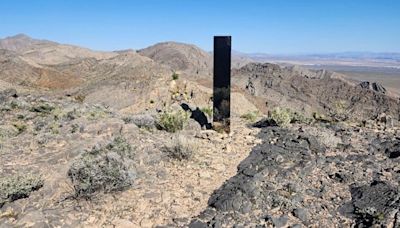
81, 118, 261, 227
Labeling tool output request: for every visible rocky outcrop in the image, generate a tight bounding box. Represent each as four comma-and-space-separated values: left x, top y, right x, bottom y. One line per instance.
342, 181, 400, 227
359, 81, 387, 94
233, 63, 400, 124
185, 122, 400, 227
188, 127, 327, 227
138, 42, 212, 76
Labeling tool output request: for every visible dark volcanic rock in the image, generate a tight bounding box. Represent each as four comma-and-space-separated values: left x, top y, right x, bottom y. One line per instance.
252, 118, 278, 128
184, 123, 400, 227
188, 127, 327, 227
344, 181, 400, 227
359, 81, 387, 94
208, 128, 323, 214
369, 137, 400, 159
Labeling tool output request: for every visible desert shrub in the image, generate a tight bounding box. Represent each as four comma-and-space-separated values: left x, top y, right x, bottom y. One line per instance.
0, 126, 18, 140
313, 112, 331, 122
331, 100, 350, 121
269, 107, 312, 127
270, 107, 292, 127
172, 72, 179, 80
30, 103, 54, 114
163, 135, 198, 160
0, 173, 43, 208
86, 107, 108, 120
200, 107, 213, 117
66, 110, 79, 120
67, 137, 136, 198
74, 95, 86, 103
334, 100, 348, 114
157, 109, 189, 133
12, 122, 27, 134
51, 107, 64, 120
9, 101, 20, 109
241, 111, 259, 122
49, 122, 61, 134
123, 114, 156, 129
70, 124, 80, 133
290, 111, 313, 124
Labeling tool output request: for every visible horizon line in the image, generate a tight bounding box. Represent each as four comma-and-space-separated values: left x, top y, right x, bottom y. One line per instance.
1, 33, 400, 56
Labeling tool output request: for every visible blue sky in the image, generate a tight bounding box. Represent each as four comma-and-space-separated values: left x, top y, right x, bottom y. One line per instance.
0, 0, 399, 54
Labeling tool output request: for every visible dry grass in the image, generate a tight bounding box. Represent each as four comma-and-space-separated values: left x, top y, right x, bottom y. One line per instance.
163, 135, 198, 161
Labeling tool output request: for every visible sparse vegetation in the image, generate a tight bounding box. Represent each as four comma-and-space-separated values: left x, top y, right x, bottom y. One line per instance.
0, 173, 44, 208
74, 94, 86, 103
86, 107, 109, 120
70, 124, 79, 133
30, 103, 54, 114
51, 107, 64, 120
269, 107, 293, 127
163, 135, 198, 160
12, 122, 27, 134
268, 107, 312, 127
157, 109, 190, 133
331, 100, 350, 121
313, 112, 331, 122
9, 101, 19, 109
172, 72, 179, 80
49, 122, 61, 134
0, 126, 18, 140
67, 137, 136, 198
241, 111, 259, 122
123, 114, 155, 129
200, 107, 213, 117
334, 100, 348, 115
290, 111, 313, 124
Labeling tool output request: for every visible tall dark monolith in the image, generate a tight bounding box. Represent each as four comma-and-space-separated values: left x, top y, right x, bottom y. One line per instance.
213, 36, 231, 133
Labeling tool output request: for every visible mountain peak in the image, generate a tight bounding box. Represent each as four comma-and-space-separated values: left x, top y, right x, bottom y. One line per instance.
0, 33, 55, 53
9, 33, 32, 40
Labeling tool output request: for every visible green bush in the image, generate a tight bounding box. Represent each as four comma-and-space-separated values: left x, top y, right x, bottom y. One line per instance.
269, 107, 312, 127
240, 111, 259, 122
163, 135, 198, 160
290, 111, 313, 124
0, 173, 43, 208
67, 137, 136, 198
201, 107, 213, 117
12, 122, 27, 134
157, 109, 190, 133
30, 103, 54, 114
270, 107, 292, 127
172, 72, 179, 80
86, 107, 108, 120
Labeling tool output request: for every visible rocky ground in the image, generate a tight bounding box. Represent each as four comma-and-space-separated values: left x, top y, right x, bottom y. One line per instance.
186, 122, 400, 227
0, 89, 262, 227
1, 87, 400, 227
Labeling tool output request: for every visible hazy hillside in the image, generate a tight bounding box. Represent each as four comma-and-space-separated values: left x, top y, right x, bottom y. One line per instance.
138, 41, 212, 77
